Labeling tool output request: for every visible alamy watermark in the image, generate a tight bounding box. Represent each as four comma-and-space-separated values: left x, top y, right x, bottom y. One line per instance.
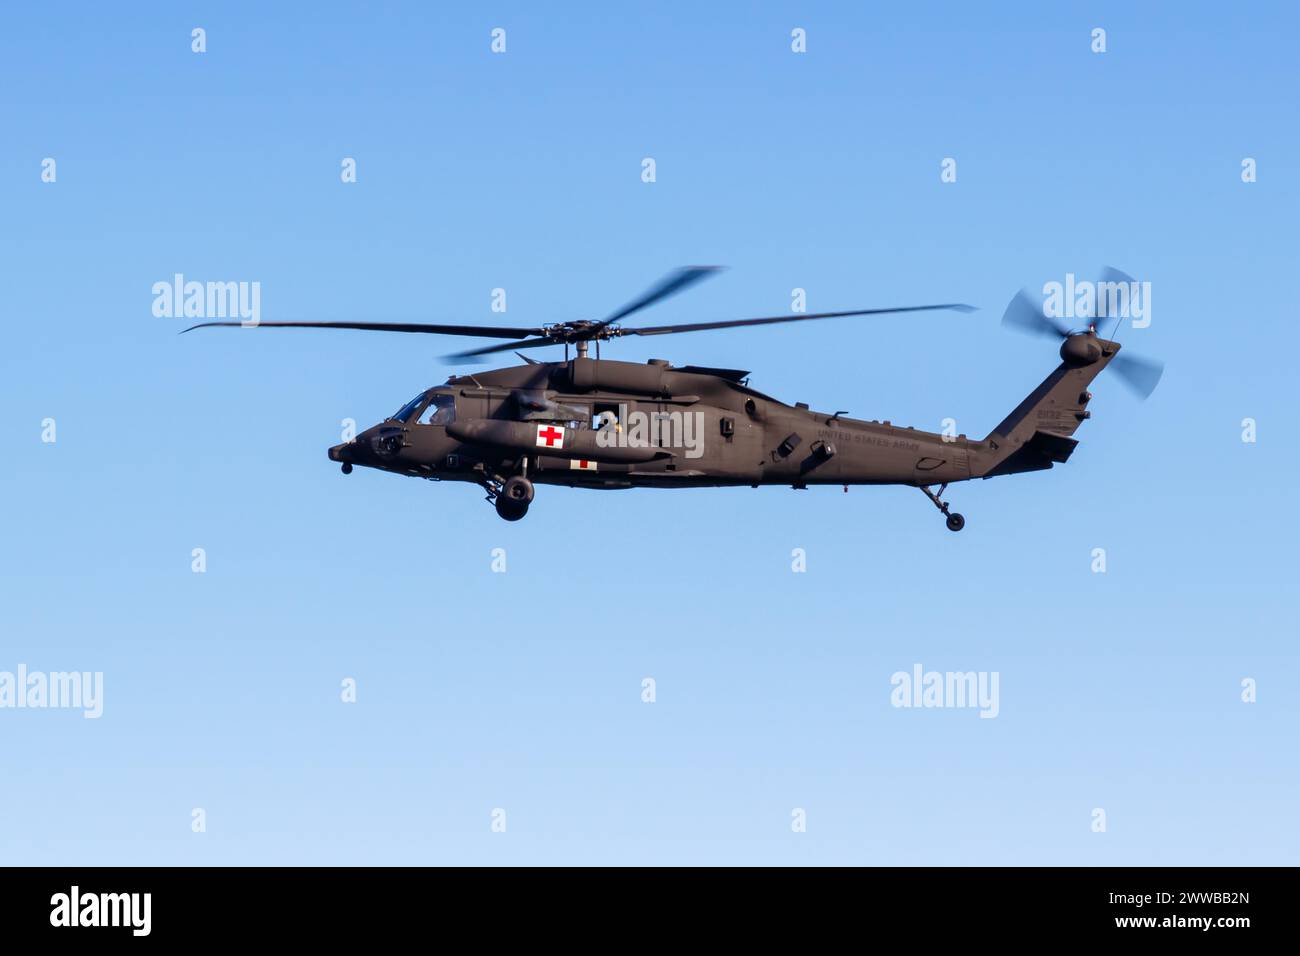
50, 886, 150, 936
594, 403, 704, 459
1043, 272, 1151, 329
0, 665, 103, 719
152, 273, 261, 326
890, 663, 999, 719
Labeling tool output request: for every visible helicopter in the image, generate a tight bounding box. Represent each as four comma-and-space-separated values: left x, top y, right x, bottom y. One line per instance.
185, 266, 1162, 529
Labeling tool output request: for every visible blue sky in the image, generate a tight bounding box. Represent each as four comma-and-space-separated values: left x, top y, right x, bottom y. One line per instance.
2, 2, 1296, 865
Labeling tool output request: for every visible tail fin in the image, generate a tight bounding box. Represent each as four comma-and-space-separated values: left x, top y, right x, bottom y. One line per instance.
970, 338, 1120, 479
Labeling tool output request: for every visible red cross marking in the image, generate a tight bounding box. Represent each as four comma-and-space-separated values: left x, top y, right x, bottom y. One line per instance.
537, 425, 564, 447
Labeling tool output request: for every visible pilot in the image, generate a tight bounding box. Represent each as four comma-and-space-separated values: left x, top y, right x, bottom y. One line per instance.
427, 398, 454, 425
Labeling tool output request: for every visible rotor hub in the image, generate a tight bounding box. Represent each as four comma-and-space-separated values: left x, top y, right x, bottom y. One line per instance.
539, 320, 622, 343
1059, 331, 1103, 366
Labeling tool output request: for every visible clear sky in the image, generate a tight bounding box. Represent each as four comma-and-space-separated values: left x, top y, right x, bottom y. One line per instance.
3, 1, 1296, 865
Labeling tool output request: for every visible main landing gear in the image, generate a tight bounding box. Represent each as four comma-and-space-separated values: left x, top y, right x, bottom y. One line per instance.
490, 475, 534, 521
920, 483, 965, 533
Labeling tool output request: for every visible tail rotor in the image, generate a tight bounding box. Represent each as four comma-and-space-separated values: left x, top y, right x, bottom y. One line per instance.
1000, 267, 1164, 399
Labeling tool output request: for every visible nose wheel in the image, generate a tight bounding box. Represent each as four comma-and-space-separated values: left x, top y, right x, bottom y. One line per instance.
920, 484, 966, 532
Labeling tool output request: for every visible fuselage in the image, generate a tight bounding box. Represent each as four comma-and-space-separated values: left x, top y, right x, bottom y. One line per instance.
328, 357, 976, 491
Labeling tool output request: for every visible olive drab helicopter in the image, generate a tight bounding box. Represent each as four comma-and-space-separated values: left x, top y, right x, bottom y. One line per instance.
185, 266, 1162, 528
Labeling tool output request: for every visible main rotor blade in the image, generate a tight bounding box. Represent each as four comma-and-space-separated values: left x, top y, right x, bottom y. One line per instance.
443, 302, 978, 360
1110, 352, 1164, 400
1001, 289, 1071, 339
180, 320, 547, 339
592, 266, 723, 330
622, 303, 977, 337
446, 335, 568, 361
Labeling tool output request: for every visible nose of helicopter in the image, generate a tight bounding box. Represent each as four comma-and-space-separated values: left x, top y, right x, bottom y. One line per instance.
329, 440, 366, 467
328, 425, 396, 468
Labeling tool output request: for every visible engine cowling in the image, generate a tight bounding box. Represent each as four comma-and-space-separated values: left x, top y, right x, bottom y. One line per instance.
566, 357, 672, 395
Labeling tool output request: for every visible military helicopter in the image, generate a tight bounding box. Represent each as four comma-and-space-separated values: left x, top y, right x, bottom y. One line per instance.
185, 267, 1161, 529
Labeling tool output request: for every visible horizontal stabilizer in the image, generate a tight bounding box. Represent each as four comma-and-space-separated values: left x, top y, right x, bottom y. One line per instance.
982, 430, 1078, 478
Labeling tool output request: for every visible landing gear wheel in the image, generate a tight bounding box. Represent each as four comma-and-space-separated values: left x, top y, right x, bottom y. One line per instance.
920, 483, 967, 532
495, 496, 528, 521
341, 462, 353, 475
502, 475, 535, 505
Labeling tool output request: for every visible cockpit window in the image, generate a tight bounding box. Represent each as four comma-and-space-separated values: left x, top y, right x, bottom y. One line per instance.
390, 393, 427, 423
418, 394, 456, 426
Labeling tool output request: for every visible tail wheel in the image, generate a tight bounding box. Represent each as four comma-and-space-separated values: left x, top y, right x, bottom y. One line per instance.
946, 513, 965, 532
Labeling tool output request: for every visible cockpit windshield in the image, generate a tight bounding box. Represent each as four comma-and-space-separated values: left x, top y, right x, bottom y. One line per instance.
389, 393, 427, 423
418, 394, 456, 426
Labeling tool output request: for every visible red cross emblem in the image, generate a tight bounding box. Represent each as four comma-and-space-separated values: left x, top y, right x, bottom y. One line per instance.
570, 458, 597, 471
535, 424, 565, 449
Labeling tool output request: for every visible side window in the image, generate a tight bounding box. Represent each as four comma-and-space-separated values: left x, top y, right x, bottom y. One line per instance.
593, 401, 621, 431
419, 394, 456, 425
